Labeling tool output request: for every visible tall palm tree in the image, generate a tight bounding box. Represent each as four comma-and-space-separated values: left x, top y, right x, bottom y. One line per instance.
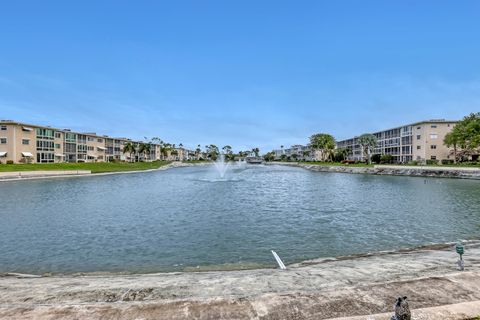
196, 144, 202, 160
138, 143, 152, 161
358, 134, 377, 164
123, 142, 137, 162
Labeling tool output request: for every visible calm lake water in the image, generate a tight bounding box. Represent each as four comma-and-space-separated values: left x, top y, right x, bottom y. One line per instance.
1, 164, 479, 274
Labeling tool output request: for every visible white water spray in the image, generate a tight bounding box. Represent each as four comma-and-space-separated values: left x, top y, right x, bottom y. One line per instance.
213, 152, 230, 179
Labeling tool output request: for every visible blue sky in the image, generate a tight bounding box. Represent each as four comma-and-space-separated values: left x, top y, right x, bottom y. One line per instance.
1, 1, 479, 152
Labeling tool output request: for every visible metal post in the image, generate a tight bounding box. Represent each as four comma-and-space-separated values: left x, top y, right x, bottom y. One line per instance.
455, 241, 465, 271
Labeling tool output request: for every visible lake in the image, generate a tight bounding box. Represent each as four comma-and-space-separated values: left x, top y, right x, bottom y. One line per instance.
1, 164, 479, 274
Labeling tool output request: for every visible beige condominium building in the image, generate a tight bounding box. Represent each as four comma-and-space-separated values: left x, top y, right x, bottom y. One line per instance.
0, 120, 195, 164
336, 119, 457, 163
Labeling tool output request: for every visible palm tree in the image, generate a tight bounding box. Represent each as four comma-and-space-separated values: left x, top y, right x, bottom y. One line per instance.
196, 144, 202, 160
138, 143, 152, 161
150, 137, 163, 161
302, 150, 310, 160
123, 142, 137, 162
161, 143, 172, 160
310, 133, 335, 161
334, 147, 350, 162
358, 134, 378, 164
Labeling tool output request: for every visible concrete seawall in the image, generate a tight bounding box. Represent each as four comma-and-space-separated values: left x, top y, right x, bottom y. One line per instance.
1, 241, 480, 319
0, 170, 91, 181
274, 162, 480, 179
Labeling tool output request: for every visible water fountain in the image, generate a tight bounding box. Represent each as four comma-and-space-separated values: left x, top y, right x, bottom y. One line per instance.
213, 152, 230, 179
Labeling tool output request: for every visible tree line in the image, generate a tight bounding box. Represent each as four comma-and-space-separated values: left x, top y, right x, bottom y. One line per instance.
444, 112, 480, 163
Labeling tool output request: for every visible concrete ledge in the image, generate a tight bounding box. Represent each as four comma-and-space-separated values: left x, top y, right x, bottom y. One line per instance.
0, 170, 91, 180
328, 300, 480, 320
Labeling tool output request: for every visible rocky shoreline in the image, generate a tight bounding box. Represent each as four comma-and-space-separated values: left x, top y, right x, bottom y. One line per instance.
275, 162, 480, 179
1, 241, 479, 319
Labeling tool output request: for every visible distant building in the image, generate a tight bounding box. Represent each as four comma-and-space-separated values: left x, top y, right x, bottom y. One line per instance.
273, 144, 319, 161
0, 120, 194, 164
336, 119, 457, 163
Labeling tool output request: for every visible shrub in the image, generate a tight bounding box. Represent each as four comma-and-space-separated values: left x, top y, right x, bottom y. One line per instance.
6, 160, 14, 164
371, 154, 381, 164
380, 154, 393, 164
408, 160, 418, 166
341, 160, 356, 165
426, 159, 438, 165
441, 159, 454, 165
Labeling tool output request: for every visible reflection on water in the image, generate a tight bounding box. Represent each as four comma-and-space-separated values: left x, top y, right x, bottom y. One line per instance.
0, 164, 479, 274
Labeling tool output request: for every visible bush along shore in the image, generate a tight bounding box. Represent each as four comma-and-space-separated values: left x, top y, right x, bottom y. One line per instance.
273, 162, 480, 179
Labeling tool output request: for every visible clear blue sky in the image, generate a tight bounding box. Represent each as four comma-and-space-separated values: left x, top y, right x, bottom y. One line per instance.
1, 1, 479, 152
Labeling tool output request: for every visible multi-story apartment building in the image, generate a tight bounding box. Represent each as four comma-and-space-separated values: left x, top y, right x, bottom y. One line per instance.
273, 145, 319, 161
336, 119, 457, 163
0, 120, 195, 164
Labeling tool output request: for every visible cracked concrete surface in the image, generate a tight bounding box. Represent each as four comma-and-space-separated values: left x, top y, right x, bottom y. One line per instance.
1, 241, 479, 319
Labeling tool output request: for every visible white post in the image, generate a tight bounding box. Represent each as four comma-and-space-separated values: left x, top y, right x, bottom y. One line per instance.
271, 250, 286, 270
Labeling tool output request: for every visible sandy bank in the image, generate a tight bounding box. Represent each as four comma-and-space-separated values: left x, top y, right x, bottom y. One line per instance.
1, 241, 479, 319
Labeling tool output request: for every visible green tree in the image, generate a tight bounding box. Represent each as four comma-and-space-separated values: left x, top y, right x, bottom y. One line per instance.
196, 144, 202, 160
380, 154, 393, 164
309, 133, 336, 161
206, 144, 219, 161
334, 147, 350, 162
123, 142, 137, 162
263, 151, 275, 162
138, 142, 151, 161
161, 143, 172, 160
252, 147, 260, 157
444, 113, 480, 162
302, 150, 310, 160
358, 134, 377, 164
444, 130, 461, 163
222, 145, 233, 155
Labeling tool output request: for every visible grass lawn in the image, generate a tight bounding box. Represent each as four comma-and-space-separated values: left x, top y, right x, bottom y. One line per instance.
0, 161, 172, 173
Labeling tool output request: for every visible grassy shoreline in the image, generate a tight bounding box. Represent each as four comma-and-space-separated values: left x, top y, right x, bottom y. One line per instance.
0, 161, 172, 174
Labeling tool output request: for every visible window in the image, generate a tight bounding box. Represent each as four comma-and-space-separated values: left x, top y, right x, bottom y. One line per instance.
0, 125, 7, 130
431, 125, 437, 128
0, 138, 6, 144
416, 135, 421, 140
22, 139, 29, 145
430, 134, 438, 139
65, 143, 76, 153
36, 128, 54, 139
55, 144, 61, 149
77, 144, 87, 153
55, 132, 61, 138
97, 138, 103, 143
431, 145, 437, 149
417, 146, 421, 150
65, 132, 76, 142
37, 152, 54, 163
87, 146, 94, 151
431, 156, 437, 160
417, 126, 421, 130
36, 140, 54, 151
